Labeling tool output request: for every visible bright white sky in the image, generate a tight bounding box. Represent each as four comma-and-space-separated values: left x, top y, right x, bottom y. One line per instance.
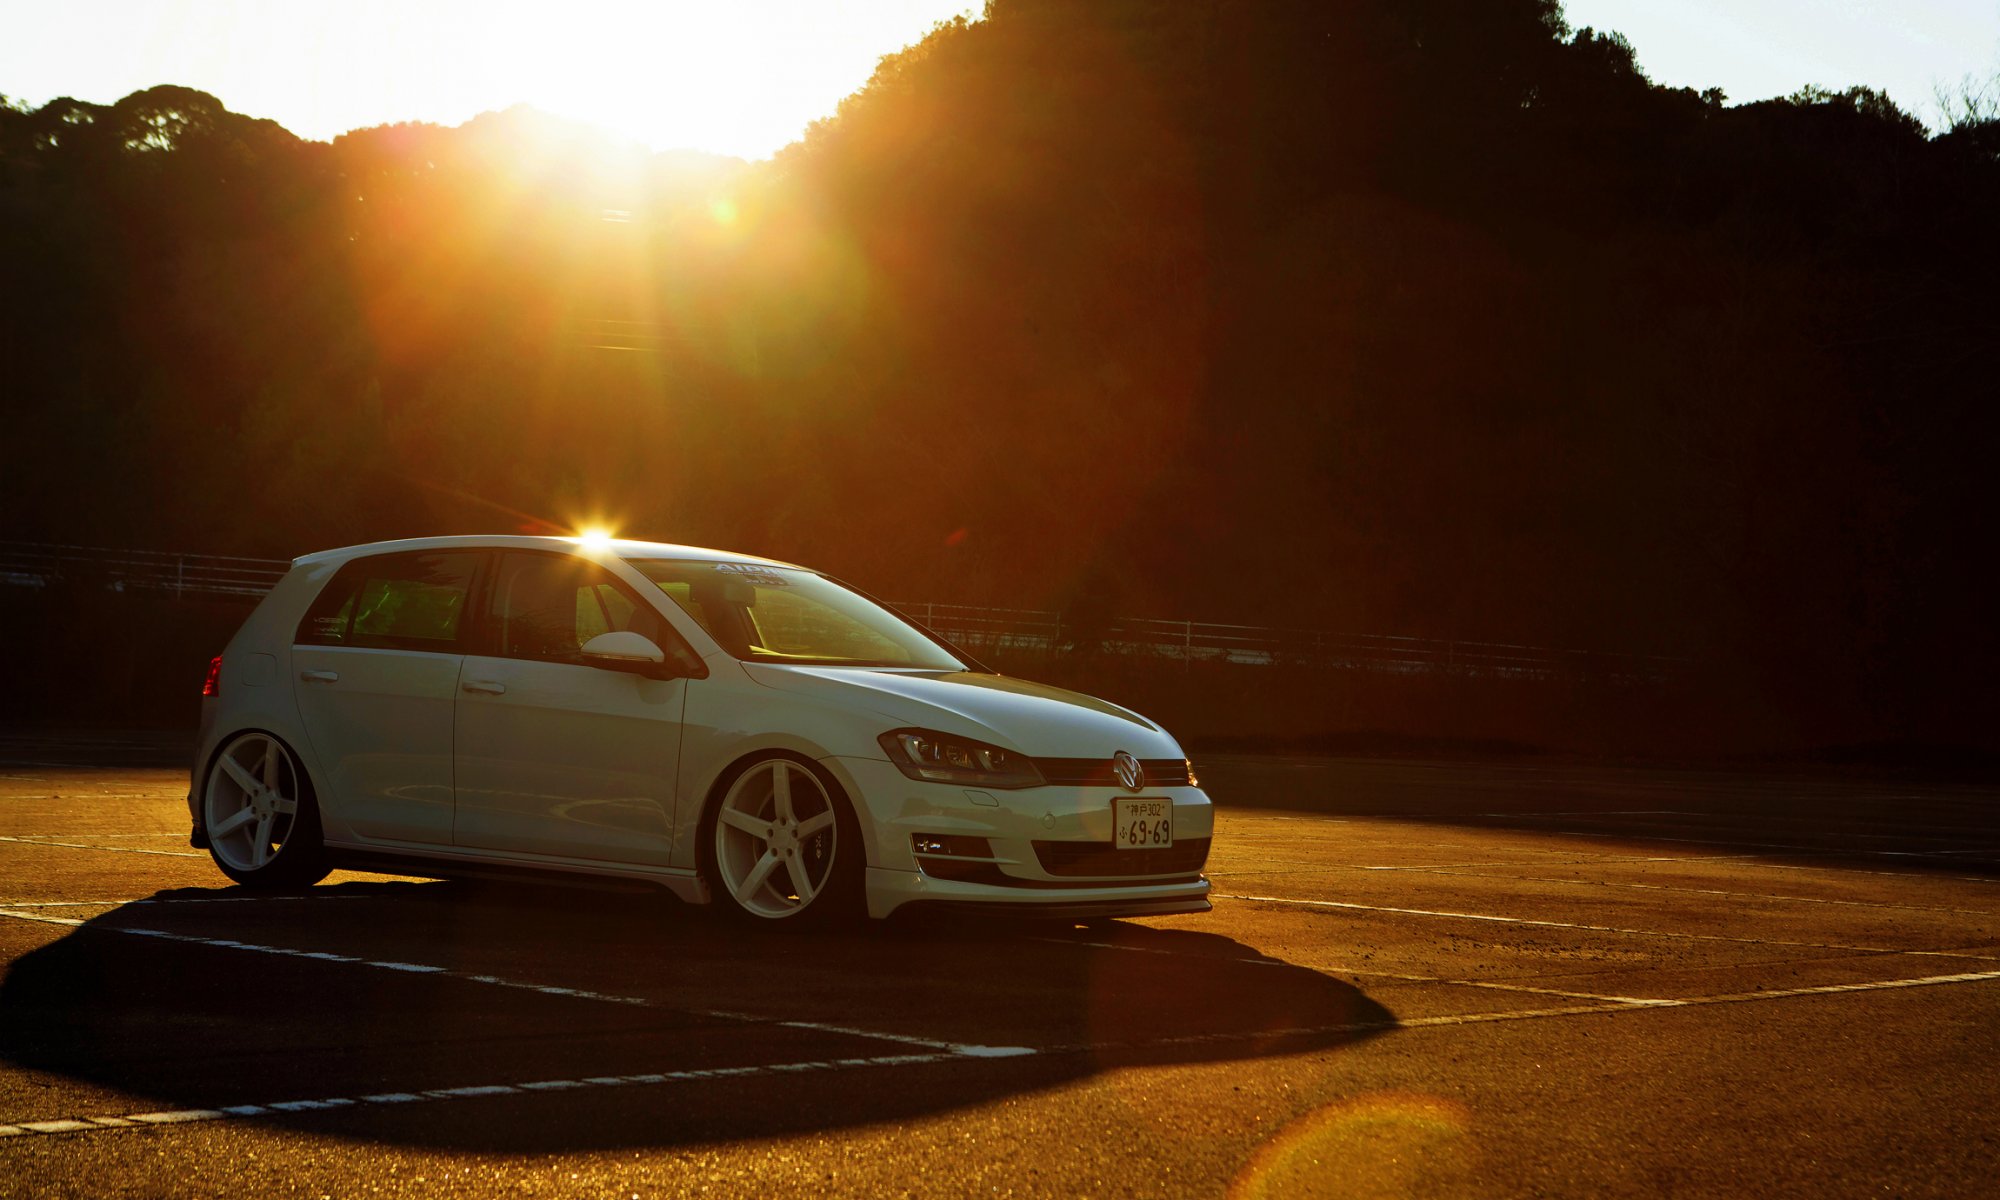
3, 1, 1996, 158
1, 0, 978, 159
1563, 0, 1999, 122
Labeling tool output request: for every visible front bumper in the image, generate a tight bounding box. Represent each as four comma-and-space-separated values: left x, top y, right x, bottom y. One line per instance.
865, 868, 1211, 920
823, 756, 1216, 920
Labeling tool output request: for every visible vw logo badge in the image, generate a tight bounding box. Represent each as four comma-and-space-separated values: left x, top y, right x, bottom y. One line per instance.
1112, 751, 1146, 792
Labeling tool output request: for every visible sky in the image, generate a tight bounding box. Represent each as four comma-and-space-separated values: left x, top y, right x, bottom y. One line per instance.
1, 0, 979, 160
1563, 0, 2000, 121
3, 1, 1997, 159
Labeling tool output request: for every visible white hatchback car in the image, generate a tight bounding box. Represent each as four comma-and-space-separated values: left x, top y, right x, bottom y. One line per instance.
188, 536, 1213, 924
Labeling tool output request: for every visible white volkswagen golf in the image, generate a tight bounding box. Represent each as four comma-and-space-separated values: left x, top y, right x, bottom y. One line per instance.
188, 536, 1213, 925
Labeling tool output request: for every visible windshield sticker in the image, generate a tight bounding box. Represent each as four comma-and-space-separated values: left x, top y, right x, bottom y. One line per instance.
715, 563, 790, 586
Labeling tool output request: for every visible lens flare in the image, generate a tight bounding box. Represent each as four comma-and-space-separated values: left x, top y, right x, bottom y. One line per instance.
1230, 1092, 1474, 1200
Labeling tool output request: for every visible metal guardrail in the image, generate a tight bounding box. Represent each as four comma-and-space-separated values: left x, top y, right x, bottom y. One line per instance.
896, 601, 1685, 683
0, 541, 1686, 682
0, 541, 289, 598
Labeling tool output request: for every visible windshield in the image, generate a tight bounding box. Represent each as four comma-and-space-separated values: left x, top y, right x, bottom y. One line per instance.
624, 559, 966, 671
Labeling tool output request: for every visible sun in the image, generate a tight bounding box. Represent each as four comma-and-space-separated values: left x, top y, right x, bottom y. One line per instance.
506, 1, 981, 158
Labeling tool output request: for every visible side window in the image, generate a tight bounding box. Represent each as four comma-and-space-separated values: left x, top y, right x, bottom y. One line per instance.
296, 553, 480, 650
298, 575, 359, 646
488, 554, 669, 663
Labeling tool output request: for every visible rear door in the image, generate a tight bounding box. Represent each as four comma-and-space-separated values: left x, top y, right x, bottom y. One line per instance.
452, 551, 690, 866
291, 550, 484, 845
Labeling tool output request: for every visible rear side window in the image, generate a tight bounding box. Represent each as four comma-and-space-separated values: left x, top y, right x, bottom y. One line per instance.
296, 552, 482, 650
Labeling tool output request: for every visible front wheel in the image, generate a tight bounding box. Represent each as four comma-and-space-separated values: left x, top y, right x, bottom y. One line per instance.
202, 732, 330, 889
701, 754, 863, 927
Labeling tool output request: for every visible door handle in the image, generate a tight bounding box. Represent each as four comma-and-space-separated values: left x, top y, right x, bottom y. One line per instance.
462, 680, 507, 695
299, 670, 339, 684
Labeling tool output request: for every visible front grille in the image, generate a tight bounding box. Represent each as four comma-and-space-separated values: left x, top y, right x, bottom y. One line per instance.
1033, 758, 1192, 787
1033, 837, 1211, 877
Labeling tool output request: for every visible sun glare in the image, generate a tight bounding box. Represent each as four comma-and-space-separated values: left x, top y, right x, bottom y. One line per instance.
575, 526, 617, 551
4, 1, 980, 161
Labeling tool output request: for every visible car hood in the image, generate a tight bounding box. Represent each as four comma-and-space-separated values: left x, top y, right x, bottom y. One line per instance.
743, 665, 1184, 759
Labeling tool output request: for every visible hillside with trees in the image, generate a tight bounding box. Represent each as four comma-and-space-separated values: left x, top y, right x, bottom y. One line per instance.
4, 0, 1996, 752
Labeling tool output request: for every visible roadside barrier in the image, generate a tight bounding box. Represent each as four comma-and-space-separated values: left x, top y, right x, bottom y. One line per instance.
0, 541, 1686, 683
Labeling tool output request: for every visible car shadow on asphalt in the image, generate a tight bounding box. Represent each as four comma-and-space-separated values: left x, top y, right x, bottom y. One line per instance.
0, 880, 1393, 1151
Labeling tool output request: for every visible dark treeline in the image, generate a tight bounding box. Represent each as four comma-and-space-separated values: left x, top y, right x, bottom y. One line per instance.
4, 1, 1997, 752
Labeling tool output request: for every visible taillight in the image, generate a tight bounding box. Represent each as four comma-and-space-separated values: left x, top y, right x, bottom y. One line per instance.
201, 655, 223, 697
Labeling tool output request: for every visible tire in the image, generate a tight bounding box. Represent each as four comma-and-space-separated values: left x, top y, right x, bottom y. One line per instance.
699, 753, 864, 928
201, 731, 331, 889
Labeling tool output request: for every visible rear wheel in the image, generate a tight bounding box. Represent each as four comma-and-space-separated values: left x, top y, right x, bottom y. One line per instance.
701, 754, 863, 927
202, 732, 330, 889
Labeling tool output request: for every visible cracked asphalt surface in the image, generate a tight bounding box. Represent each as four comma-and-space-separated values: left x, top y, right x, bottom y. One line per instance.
2, 735, 1997, 1197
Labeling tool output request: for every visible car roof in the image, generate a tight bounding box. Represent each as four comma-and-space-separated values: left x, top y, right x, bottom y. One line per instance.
292, 535, 807, 572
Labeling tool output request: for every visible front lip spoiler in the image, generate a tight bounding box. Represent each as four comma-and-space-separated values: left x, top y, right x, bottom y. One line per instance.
894, 895, 1212, 922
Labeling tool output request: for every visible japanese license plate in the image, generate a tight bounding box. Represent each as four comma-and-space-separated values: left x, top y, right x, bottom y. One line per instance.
1113, 798, 1172, 849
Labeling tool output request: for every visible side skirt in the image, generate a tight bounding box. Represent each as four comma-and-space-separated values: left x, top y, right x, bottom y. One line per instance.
323, 841, 710, 904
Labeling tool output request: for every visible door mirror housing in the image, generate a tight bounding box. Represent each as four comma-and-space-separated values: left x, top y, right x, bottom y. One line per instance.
581, 631, 681, 679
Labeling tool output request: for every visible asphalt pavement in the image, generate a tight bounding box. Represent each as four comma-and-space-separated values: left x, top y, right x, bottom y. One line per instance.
2, 741, 1997, 1197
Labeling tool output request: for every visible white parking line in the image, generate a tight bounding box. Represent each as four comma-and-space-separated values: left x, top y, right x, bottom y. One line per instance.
0, 896, 367, 908
4, 944, 1999, 1141
0, 835, 204, 859
1388, 866, 2000, 919
0, 833, 190, 839
0, 1050, 978, 1140
1473, 809, 2000, 841
1026, 936, 1671, 1006
1215, 892, 2000, 959
0, 908, 1027, 1057
1525, 827, 2000, 863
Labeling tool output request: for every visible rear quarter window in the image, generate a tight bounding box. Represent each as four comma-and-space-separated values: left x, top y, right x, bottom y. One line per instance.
296, 552, 482, 650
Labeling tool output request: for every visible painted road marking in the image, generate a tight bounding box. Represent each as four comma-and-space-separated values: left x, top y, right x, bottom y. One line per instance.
1386, 866, 2000, 919
0, 1052, 970, 1140
1027, 935, 1672, 1006
0, 908, 1029, 1058
0, 895, 370, 908
7, 965, 2000, 1141
1215, 892, 2000, 959
0, 835, 204, 859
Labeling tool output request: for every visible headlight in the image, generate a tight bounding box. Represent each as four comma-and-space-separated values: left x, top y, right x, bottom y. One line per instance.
878, 729, 1045, 789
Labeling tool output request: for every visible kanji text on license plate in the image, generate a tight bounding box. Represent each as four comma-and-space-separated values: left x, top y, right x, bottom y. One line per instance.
1113, 798, 1172, 849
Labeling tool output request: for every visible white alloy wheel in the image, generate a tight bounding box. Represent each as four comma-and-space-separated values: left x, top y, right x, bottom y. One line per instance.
712, 758, 844, 920
203, 732, 318, 883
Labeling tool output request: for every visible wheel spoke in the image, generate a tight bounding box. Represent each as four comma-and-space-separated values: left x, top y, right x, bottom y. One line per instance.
248, 815, 275, 867
209, 807, 255, 837
796, 810, 835, 838
272, 796, 298, 816
719, 807, 774, 840
733, 850, 781, 903
771, 764, 795, 823
218, 755, 260, 795
785, 855, 819, 905
260, 742, 279, 789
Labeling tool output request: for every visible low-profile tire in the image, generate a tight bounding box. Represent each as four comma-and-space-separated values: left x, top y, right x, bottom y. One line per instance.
201, 731, 331, 890
699, 753, 864, 928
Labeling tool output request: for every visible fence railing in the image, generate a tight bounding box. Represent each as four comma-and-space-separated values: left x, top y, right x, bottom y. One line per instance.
0, 541, 290, 599
0, 540, 1687, 683
896, 601, 1685, 683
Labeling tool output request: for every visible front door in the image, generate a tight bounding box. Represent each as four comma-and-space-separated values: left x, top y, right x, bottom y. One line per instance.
452, 551, 688, 866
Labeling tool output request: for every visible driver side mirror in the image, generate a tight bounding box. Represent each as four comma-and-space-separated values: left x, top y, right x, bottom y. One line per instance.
581, 631, 686, 680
